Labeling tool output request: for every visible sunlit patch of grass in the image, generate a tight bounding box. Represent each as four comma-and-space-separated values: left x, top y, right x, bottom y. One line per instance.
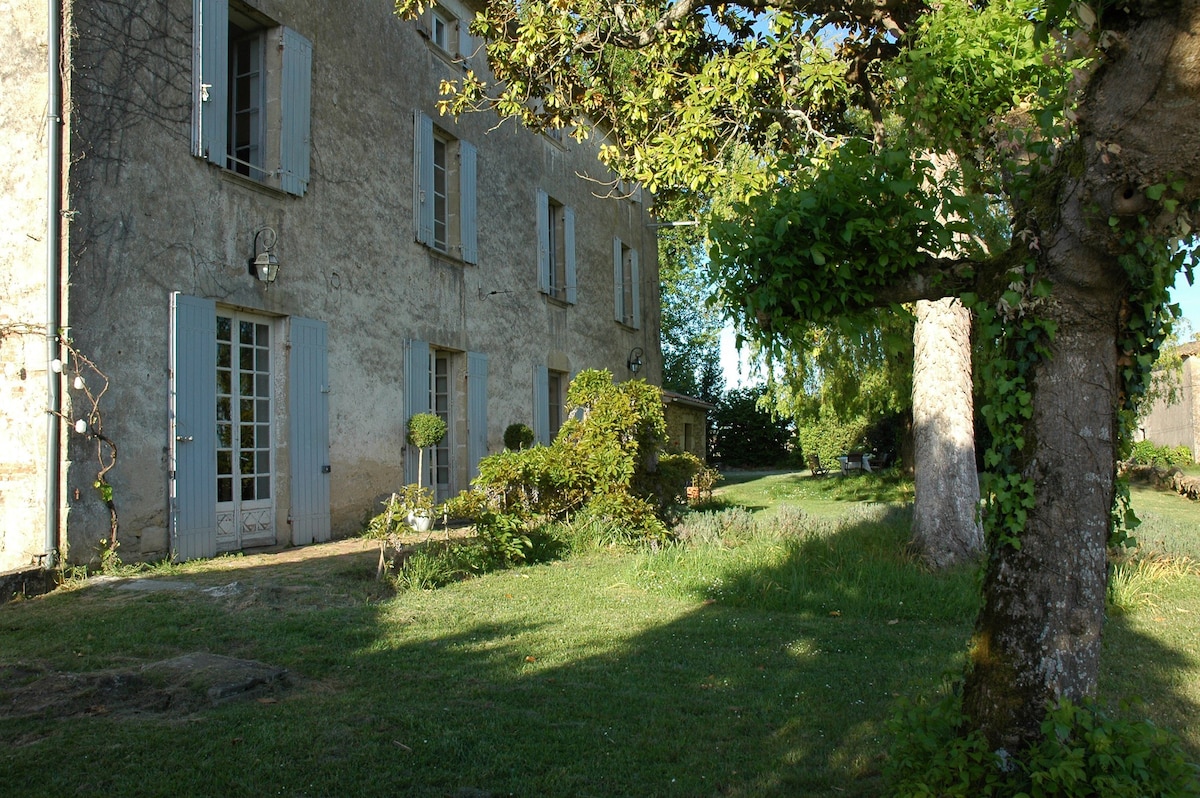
1109, 552, 1198, 613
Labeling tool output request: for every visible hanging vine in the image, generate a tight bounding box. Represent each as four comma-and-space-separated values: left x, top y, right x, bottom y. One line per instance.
1, 324, 119, 556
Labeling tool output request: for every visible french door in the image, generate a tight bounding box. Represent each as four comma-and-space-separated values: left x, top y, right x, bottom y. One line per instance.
429, 351, 452, 502
215, 311, 276, 550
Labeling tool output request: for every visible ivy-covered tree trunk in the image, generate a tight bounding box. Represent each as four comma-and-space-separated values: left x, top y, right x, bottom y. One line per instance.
962, 2, 1199, 751
963, 262, 1122, 751
911, 298, 981, 569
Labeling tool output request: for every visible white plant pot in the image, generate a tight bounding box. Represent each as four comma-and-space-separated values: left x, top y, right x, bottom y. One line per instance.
407, 511, 434, 533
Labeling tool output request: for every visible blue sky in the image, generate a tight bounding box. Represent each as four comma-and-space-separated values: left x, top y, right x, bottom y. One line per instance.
1170, 271, 1200, 336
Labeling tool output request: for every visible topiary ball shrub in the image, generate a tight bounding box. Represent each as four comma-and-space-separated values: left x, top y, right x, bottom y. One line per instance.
407, 412, 447, 449
504, 422, 536, 451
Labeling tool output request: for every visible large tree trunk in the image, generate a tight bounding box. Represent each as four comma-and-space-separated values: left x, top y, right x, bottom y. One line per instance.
961, 273, 1120, 751
911, 298, 982, 568
962, 1, 1200, 749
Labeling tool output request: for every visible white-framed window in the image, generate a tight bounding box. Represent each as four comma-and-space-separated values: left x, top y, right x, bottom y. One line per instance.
613, 238, 641, 328
415, 111, 478, 263
548, 370, 566, 440
532, 365, 568, 445
430, 6, 456, 53
405, 340, 489, 494
420, 3, 474, 61
537, 189, 576, 304
192, 0, 313, 196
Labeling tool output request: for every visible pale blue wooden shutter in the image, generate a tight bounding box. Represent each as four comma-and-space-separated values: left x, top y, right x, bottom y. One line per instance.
630, 249, 641, 330
467, 351, 488, 480
533, 364, 550, 445
192, 0, 228, 162
536, 189, 550, 294
170, 293, 217, 561
460, 140, 478, 264
564, 207, 576, 304
414, 112, 435, 246
458, 17, 473, 61
613, 237, 624, 323
279, 27, 312, 196
289, 317, 329, 545
404, 339, 430, 484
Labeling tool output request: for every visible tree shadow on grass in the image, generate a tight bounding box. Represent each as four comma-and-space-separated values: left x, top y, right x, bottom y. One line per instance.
0, 534, 1196, 797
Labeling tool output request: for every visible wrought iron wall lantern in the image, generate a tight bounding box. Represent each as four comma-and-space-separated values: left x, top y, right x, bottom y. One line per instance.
627, 347, 644, 374
249, 226, 280, 284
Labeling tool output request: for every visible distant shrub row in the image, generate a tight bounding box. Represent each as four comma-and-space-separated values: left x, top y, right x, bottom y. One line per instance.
1128, 440, 1195, 469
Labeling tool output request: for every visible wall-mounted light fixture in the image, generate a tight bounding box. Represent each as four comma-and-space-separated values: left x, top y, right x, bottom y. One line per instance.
627, 347, 644, 375
249, 226, 280, 284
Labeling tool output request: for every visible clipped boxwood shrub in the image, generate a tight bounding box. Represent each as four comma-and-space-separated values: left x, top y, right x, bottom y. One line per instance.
407, 412, 447, 449
503, 422, 536, 451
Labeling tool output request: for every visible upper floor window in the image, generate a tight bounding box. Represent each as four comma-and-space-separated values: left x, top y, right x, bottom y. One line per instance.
192, 0, 313, 196
414, 111, 478, 263
537, 189, 576, 304
613, 238, 641, 328
420, 3, 473, 61
430, 7, 457, 53
229, 20, 264, 179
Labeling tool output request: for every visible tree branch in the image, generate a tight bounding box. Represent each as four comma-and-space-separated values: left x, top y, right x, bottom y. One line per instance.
598, 0, 924, 49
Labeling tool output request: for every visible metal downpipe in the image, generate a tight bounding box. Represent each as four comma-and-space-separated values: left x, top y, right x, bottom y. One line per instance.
44, 0, 63, 569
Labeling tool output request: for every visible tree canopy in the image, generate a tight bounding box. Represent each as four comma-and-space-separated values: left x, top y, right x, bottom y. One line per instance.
397, 0, 1200, 761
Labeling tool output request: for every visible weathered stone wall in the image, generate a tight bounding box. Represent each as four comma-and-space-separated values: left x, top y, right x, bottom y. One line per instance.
0, 0, 53, 572
31, 0, 659, 563
1139, 352, 1199, 462
663, 402, 709, 461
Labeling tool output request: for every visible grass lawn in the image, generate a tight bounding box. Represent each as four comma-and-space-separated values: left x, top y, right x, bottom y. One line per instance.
1, 471, 1196, 796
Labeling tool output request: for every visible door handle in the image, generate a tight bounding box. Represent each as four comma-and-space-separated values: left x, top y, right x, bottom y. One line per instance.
176, 435, 194, 442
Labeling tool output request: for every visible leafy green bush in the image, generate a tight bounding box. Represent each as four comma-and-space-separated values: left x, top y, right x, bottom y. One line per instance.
886, 695, 1200, 797
1168, 445, 1194, 467
441, 489, 533, 566
637, 450, 704, 523
503, 422, 535, 451
1130, 440, 1196, 469
473, 369, 672, 541
797, 404, 869, 466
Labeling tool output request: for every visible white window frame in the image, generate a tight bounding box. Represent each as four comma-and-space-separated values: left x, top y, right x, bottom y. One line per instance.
536, 189, 576, 304
414, 111, 478, 263
613, 238, 641, 329
430, 6, 457, 54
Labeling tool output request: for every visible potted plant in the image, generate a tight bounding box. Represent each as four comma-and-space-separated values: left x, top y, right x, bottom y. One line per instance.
406, 412, 447, 529
397, 481, 436, 533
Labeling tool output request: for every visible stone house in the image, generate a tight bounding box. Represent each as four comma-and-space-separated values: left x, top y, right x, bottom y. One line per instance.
0, 0, 660, 570
1139, 341, 1200, 463
661, 391, 713, 462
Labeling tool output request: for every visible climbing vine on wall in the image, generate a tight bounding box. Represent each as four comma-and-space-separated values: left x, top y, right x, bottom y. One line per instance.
0, 324, 118, 553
